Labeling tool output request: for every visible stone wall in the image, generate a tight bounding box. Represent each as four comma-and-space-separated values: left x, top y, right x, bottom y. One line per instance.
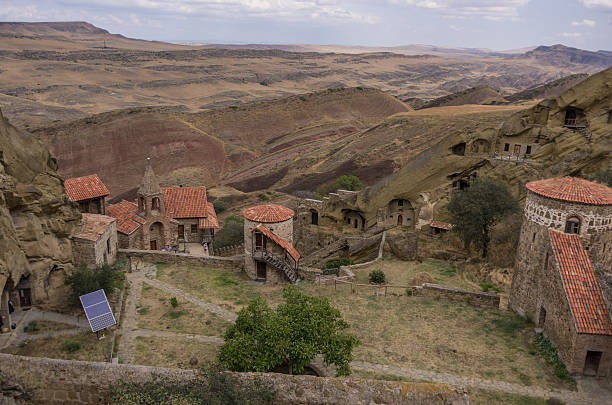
117, 249, 242, 271
0, 354, 469, 405
414, 283, 500, 308
72, 221, 118, 269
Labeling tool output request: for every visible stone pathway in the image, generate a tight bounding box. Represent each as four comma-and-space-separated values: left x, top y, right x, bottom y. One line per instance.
143, 278, 237, 323
116, 263, 147, 364
132, 329, 224, 344
351, 361, 605, 405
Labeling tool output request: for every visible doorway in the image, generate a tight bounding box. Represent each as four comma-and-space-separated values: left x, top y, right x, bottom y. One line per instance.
150, 240, 157, 250
538, 306, 547, 328
178, 225, 185, 239
256, 262, 267, 281
255, 232, 266, 251
584, 351, 602, 376
397, 215, 403, 226
311, 210, 319, 225
513, 144, 521, 156
19, 289, 31, 308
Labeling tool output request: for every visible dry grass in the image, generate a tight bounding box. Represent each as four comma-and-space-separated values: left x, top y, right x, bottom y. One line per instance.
2, 332, 111, 362
133, 336, 220, 369
137, 284, 230, 337
22, 320, 75, 335
155, 263, 569, 390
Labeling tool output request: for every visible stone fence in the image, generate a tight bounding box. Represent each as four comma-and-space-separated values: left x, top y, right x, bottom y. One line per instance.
0, 354, 469, 405
117, 249, 242, 271
214, 243, 244, 257
414, 283, 500, 308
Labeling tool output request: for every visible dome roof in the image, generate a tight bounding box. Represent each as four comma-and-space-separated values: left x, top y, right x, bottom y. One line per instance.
526, 177, 612, 205
243, 204, 295, 223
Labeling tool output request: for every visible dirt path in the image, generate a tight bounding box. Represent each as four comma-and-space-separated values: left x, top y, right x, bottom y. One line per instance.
116, 263, 148, 364
132, 329, 224, 344
351, 361, 604, 405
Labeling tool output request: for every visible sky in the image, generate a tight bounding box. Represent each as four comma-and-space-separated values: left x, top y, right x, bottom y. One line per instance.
1, 0, 611, 51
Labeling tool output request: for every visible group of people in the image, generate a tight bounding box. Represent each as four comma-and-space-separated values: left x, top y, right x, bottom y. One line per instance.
159, 243, 209, 255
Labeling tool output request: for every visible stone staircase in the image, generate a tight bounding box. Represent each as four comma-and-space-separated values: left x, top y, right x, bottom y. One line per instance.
577, 127, 592, 142
261, 250, 299, 284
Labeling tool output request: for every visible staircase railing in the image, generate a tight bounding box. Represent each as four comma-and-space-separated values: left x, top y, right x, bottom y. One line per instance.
256, 250, 298, 284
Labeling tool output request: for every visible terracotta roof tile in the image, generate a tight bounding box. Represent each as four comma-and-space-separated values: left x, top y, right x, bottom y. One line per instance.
106, 200, 145, 235
64, 174, 110, 202
198, 202, 220, 229
430, 221, 454, 230
72, 214, 116, 242
549, 230, 612, 335
254, 224, 300, 262
243, 204, 294, 223
527, 177, 612, 205
163, 187, 208, 219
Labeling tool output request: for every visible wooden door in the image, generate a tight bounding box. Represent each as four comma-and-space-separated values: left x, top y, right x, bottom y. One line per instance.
178, 225, 185, 239
150, 240, 157, 250
19, 289, 31, 307
256, 262, 267, 280
513, 144, 521, 156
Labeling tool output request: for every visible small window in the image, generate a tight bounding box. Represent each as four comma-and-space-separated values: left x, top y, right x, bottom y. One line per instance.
398, 200, 404, 207
191, 224, 198, 234
565, 217, 580, 234
526, 145, 532, 154
107, 239, 111, 254
504, 143, 510, 152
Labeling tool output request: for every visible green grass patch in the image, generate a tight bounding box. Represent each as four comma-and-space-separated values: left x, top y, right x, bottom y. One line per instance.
214, 272, 240, 287
168, 311, 186, 319
61, 341, 81, 353
532, 334, 573, 382
137, 307, 149, 315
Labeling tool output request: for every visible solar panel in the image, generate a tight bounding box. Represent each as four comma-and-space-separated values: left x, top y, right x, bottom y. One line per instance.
79, 289, 116, 333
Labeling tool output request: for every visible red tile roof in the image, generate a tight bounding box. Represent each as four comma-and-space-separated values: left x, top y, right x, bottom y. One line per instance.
243, 204, 294, 223
64, 174, 110, 202
549, 230, 612, 335
198, 202, 220, 229
106, 200, 145, 235
430, 221, 454, 230
527, 177, 612, 205
163, 187, 208, 219
254, 224, 300, 262
72, 214, 116, 242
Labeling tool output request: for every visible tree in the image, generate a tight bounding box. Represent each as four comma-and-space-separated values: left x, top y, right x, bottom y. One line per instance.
219, 286, 360, 376
212, 216, 244, 250
66, 263, 119, 303
592, 169, 612, 187
332, 175, 364, 191
448, 178, 518, 258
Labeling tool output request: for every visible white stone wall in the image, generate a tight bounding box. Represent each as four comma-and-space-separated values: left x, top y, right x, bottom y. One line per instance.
523, 191, 612, 240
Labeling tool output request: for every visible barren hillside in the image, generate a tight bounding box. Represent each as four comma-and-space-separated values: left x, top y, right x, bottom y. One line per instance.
417, 86, 506, 109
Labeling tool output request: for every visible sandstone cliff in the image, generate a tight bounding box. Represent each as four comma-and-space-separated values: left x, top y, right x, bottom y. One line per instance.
0, 108, 80, 310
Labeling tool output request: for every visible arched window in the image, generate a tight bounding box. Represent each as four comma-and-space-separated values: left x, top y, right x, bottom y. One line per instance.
152, 197, 160, 210
565, 217, 581, 234
564, 109, 576, 126
139, 197, 146, 211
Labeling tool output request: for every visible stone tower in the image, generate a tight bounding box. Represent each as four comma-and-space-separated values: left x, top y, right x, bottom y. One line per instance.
137, 158, 174, 250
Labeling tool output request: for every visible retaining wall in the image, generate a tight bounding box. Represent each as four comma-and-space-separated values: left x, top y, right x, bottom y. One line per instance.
117, 249, 242, 271
414, 283, 500, 308
0, 354, 469, 405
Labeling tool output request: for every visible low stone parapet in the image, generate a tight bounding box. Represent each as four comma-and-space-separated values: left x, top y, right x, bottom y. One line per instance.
117, 249, 242, 271
0, 353, 469, 405
416, 283, 500, 308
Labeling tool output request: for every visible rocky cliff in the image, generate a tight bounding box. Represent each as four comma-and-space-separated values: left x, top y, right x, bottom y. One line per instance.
0, 108, 80, 310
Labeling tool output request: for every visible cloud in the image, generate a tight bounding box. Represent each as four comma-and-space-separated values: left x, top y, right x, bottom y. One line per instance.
389, 0, 530, 20
560, 32, 584, 38
571, 19, 596, 26
579, 0, 612, 11
21, 0, 379, 24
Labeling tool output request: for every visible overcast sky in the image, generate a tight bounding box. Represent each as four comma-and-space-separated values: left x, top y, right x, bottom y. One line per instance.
1, 0, 611, 51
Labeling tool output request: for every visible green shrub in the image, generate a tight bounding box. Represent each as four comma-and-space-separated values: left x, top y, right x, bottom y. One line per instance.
258, 193, 270, 201
109, 363, 277, 404
67, 263, 121, 303
213, 216, 245, 250
168, 311, 185, 319
332, 175, 363, 191
170, 297, 179, 308
479, 282, 503, 293
137, 307, 149, 315
299, 96, 306, 101
532, 334, 573, 381
405, 289, 413, 296
322, 259, 352, 270
24, 321, 39, 333
212, 200, 227, 213
369, 270, 386, 285
61, 341, 81, 353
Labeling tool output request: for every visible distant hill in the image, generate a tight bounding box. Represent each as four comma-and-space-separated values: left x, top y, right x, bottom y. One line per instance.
418, 86, 506, 109
0, 21, 110, 36
517, 44, 612, 69
505, 73, 589, 102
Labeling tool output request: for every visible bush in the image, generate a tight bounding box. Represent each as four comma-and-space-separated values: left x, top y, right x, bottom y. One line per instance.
66, 263, 121, 303
170, 297, 179, 308
258, 193, 270, 201
212, 200, 227, 214
332, 175, 363, 192
24, 321, 39, 333
213, 216, 244, 250
322, 259, 352, 270
532, 334, 573, 381
405, 289, 413, 296
109, 363, 277, 404
480, 282, 503, 293
369, 270, 386, 284
61, 341, 81, 353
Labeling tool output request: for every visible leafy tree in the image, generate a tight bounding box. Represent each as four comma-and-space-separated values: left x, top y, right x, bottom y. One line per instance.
592, 169, 612, 187
332, 175, 364, 191
66, 263, 119, 302
219, 286, 360, 376
213, 216, 244, 250
448, 178, 518, 258
212, 200, 227, 214
368, 270, 385, 284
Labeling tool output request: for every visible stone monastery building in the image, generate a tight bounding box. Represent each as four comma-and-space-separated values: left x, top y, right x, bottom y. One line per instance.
510, 177, 612, 378
106, 159, 218, 251
243, 204, 300, 284
64, 174, 109, 215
